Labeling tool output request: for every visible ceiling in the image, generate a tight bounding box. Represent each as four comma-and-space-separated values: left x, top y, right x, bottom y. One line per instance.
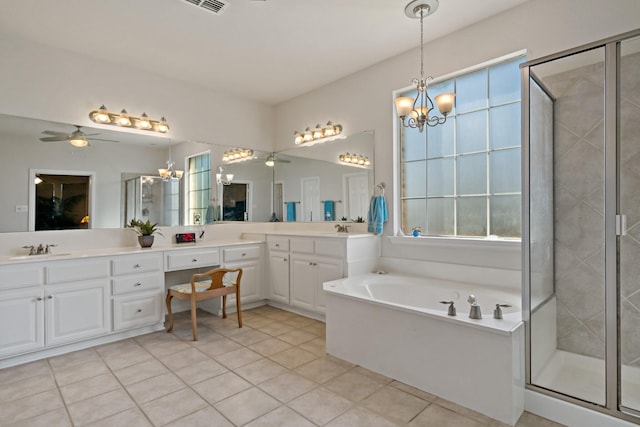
0, 0, 528, 105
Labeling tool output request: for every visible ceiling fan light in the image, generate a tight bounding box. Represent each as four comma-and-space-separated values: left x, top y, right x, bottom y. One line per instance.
70, 138, 88, 147
265, 155, 275, 167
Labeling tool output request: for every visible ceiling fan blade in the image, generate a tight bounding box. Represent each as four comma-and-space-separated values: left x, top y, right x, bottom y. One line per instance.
41, 130, 69, 136
87, 138, 119, 143
40, 136, 67, 142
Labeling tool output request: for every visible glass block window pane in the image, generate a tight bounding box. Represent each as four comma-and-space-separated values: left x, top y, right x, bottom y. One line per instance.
457, 111, 487, 154
457, 154, 487, 195
456, 69, 488, 113
403, 127, 426, 161
427, 158, 454, 196
427, 119, 454, 158
490, 148, 521, 194
490, 103, 520, 149
403, 161, 426, 197
457, 197, 487, 236
489, 58, 524, 106
490, 195, 521, 237
427, 198, 454, 235
187, 152, 211, 226
402, 198, 427, 235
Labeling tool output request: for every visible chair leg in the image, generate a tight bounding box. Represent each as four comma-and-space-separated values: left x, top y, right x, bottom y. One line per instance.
165, 293, 174, 333
236, 291, 242, 328
222, 295, 227, 319
191, 298, 198, 341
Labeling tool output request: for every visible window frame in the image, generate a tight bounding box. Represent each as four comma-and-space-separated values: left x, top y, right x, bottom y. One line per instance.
393, 51, 526, 241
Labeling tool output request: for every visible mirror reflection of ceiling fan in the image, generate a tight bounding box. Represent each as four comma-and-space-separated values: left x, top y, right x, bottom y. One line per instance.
39, 126, 118, 147
264, 153, 291, 167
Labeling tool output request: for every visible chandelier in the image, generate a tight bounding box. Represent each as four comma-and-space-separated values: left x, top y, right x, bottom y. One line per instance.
158, 160, 183, 181
89, 105, 170, 134
216, 166, 234, 186
394, 0, 455, 132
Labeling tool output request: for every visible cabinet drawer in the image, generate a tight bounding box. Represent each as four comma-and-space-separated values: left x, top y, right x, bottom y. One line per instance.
267, 237, 289, 252
0, 264, 44, 289
290, 238, 314, 254
112, 253, 162, 276
112, 273, 163, 295
113, 292, 163, 331
165, 249, 220, 271
46, 259, 110, 284
224, 246, 260, 263
315, 239, 345, 258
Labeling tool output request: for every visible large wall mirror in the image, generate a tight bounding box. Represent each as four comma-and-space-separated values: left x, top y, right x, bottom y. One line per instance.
0, 113, 374, 232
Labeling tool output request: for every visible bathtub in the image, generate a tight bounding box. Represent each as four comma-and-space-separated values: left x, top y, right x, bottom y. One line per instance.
324, 273, 525, 426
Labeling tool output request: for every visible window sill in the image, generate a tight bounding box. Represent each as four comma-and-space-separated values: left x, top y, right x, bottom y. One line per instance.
388, 235, 521, 251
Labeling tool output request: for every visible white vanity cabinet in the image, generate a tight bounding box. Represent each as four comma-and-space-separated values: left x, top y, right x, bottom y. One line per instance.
0, 264, 45, 358
267, 237, 290, 304
111, 253, 164, 331
222, 245, 263, 310
45, 259, 111, 346
289, 238, 344, 314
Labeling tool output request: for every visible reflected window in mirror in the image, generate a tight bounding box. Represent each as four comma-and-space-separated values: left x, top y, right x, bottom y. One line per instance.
29, 170, 94, 231
187, 152, 211, 225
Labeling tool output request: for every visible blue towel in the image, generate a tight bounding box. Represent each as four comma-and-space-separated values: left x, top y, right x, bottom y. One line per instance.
367, 195, 388, 235
286, 202, 296, 222
323, 201, 335, 221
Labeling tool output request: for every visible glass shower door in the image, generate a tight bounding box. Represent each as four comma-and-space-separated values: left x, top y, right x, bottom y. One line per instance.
619, 35, 640, 415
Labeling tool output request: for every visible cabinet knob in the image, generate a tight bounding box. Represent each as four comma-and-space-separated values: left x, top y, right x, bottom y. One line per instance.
242, 253, 246, 257
36, 297, 43, 301
134, 264, 141, 268
275, 244, 280, 247
192, 259, 198, 262
47, 295, 53, 299
134, 282, 142, 287
283, 258, 287, 262
137, 309, 142, 313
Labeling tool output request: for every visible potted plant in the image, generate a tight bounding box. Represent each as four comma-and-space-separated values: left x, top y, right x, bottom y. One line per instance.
127, 219, 162, 248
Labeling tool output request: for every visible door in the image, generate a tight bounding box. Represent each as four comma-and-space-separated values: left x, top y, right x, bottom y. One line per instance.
45, 279, 109, 346
345, 172, 370, 220
315, 258, 344, 313
290, 255, 315, 311
0, 288, 44, 357
223, 182, 250, 221
269, 253, 290, 304
301, 177, 321, 222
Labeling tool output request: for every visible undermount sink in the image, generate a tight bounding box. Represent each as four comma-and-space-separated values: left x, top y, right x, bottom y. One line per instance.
8, 253, 71, 261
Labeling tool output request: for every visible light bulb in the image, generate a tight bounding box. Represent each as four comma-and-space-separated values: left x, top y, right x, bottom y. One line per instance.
138, 112, 152, 129
117, 109, 131, 126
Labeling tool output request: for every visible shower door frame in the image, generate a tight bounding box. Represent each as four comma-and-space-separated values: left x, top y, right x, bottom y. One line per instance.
522, 28, 640, 423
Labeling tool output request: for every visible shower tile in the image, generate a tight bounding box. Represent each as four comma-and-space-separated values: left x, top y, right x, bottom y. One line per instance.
583, 119, 605, 152
556, 260, 604, 322
557, 322, 603, 359
555, 79, 604, 137
555, 302, 582, 339
621, 300, 640, 364
555, 142, 604, 201
553, 124, 580, 157
620, 238, 640, 297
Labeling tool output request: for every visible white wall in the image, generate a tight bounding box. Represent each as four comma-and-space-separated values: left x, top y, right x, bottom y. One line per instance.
274, 0, 640, 266
0, 33, 275, 152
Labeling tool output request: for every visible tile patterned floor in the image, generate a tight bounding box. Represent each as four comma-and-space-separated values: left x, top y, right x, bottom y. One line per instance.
0, 306, 566, 426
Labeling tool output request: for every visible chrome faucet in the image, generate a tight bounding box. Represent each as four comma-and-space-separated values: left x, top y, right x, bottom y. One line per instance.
36, 244, 45, 254
22, 245, 36, 255
467, 294, 482, 319
493, 303, 512, 319
21, 243, 56, 256
440, 300, 456, 316
335, 224, 350, 233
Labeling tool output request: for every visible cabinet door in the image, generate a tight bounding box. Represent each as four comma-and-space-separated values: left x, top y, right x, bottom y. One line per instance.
223, 261, 261, 309
45, 279, 110, 346
0, 288, 44, 357
269, 253, 290, 304
290, 256, 315, 311
315, 259, 344, 313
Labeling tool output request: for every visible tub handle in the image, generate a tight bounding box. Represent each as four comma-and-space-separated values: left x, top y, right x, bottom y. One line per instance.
440, 300, 456, 316
493, 304, 512, 319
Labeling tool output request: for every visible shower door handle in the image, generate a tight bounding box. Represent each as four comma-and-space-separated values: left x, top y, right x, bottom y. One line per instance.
616, 214, 627, 236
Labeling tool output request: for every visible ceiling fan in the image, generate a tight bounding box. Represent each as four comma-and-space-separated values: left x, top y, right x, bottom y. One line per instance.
40, 125, 118, 147
264, 153, 291, 167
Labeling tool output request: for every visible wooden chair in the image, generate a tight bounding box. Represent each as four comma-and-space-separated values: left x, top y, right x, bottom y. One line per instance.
165, 267, 243, 341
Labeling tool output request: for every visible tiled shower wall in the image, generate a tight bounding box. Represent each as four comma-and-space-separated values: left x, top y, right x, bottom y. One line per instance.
543, 52, 640, 365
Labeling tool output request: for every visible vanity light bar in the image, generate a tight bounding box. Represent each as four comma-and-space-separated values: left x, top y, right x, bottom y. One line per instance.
339, 152, 371, 167
89, 105, 169, 133
294, 121, 342, 145
222, 148, 254, 163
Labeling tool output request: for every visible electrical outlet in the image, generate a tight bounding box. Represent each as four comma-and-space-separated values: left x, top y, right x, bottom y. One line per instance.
193, 213, 201, 224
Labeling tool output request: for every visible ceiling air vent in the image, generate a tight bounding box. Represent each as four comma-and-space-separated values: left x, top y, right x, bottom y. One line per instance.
183, 0, 229, 15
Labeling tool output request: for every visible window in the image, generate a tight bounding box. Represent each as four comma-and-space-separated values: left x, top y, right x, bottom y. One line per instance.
187, 152, 211, 225
399, 56, 524, 238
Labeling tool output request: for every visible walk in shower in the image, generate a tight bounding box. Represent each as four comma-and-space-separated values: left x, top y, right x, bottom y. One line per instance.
523, 30, 640, 422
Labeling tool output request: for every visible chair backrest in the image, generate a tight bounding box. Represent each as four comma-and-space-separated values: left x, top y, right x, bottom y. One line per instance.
191, 267, 243, 291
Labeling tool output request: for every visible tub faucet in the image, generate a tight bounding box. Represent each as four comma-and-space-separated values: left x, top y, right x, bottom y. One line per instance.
493, 303, 512, 319
467, 294, 482, 319
440, 300, 456, 316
